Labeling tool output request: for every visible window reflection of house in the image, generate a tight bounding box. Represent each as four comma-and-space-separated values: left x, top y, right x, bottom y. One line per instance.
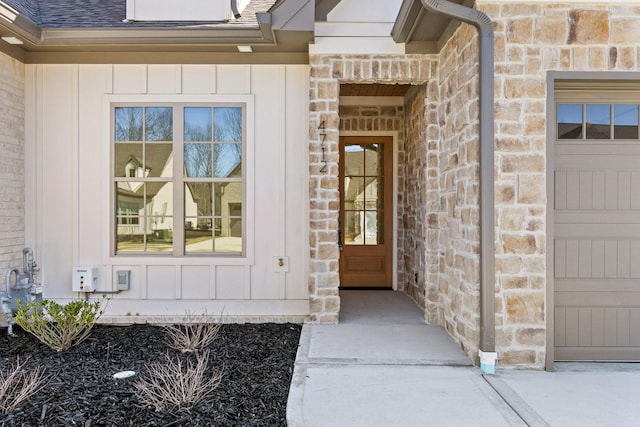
115, 146, 184, 247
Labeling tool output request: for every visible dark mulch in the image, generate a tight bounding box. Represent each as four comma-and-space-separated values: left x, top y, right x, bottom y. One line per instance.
0, 323, 301, 426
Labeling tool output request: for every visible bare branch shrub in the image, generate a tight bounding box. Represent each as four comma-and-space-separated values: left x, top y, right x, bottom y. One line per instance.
162, 312, 221, 353
133, 350, 222, 412
0, 358, 49, 415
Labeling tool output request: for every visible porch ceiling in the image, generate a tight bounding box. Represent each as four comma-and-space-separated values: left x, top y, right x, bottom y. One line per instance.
340, 83, 412, 97
392, 0, 474, 53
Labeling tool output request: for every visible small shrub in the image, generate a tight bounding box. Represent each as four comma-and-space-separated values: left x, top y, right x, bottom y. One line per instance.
0, 357, 48, 415
162, 312, 221, 353
14, 299, 104, 352
133, 350, 223, 412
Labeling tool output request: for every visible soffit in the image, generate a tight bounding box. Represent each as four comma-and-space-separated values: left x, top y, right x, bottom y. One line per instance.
391, 0, 474, 53
340, 83, 411, 97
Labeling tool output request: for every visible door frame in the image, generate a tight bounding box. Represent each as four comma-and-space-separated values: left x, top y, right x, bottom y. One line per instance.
340, 130, 399, 290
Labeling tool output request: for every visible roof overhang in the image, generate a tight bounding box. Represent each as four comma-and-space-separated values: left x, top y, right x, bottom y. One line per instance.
0, 0, 315, 64
391, 0, 474, 53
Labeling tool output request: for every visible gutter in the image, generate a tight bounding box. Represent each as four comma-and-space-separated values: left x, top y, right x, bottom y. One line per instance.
418, 0, 496, 372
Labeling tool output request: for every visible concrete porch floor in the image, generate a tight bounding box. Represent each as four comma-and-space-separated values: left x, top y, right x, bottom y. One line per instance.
286, 289, 640, 426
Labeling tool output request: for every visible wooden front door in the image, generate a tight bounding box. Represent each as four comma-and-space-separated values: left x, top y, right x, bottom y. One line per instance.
339, 136, 393, 288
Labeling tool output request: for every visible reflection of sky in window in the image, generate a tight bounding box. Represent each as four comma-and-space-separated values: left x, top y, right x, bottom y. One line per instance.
586, 104, 610, 125
345, 145, 364, 152
557, 104, 582, 124
614, 104, 639, 126
214, 107, 242, 142
215, 144, 241, 178
184, 107, 212, 141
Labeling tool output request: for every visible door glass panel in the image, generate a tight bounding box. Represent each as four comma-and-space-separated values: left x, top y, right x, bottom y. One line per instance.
344, 177, 364, 210
364, 144, 384, 177
586, 104, 611, 139
344, 145, 365, 176
343, 211, 361, 245
614, 104, 639, 139
557, 104, 582, 139
364, 211, 383, 245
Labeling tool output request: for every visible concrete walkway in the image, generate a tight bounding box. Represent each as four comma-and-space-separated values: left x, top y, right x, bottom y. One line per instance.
286, 290, 640, 426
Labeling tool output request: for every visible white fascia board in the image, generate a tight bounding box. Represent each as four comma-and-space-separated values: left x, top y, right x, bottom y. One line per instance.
126, 0, 231, 22
309, 37, 405, 55
326, 0, 404, 23
314, 22, 395, 38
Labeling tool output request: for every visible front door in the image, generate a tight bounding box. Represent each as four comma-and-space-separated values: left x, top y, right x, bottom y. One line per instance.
339, 136, 393, 288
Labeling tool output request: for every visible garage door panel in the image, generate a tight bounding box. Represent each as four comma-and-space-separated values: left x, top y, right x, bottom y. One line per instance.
554, 306, 640, 349
554, 96, 640, 361
555, 292, 640, 306
555, 347, 640, 361
555, 224, 640, 238
554, 239, 640, 278
555, 169, 640, 211
556, 212, 640, 223
556, 279, 640, 292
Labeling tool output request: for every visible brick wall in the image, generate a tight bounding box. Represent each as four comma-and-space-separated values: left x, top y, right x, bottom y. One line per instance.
309, 55, 433, 322
0, 52, 25, 289
0, 53, 24, 289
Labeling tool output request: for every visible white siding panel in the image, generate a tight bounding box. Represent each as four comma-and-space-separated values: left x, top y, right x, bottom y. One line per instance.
78, 65, 109, 265
251, 65, 283, 300
29, 63, 309, 320
181, 265, 210, 299
285, 65, 309, 300
216, 65, 250, 94
147, 265, 176, 299
113, 64, 147, 94
182, 65, 216, 94
216, 266, 245, 299
147, 64, 181, 94
41, 65, 76, 298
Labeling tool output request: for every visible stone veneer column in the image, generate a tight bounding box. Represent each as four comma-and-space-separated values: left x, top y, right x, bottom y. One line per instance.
308, 55, 432, 322
0, 52, 25, 290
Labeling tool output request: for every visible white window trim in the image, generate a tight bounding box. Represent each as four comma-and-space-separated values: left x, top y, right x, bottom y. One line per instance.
103, 94, 255, 266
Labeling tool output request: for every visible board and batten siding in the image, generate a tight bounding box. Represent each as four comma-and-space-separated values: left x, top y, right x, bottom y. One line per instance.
25, 64, 309, 322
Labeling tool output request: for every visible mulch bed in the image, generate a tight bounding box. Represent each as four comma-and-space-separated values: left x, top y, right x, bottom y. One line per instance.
0, 323, 301, 426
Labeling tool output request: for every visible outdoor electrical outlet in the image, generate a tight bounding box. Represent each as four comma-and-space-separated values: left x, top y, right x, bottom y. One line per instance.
272, 256, 289, 273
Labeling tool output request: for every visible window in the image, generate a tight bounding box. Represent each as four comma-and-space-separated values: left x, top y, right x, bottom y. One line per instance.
113, 103, 245, 256
557, 103, 640, 140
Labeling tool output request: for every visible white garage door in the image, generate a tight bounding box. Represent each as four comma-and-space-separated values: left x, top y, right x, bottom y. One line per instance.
554, 84, 640, 361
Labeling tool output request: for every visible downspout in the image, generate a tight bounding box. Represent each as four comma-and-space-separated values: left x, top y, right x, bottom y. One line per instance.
419, 0, 496, 372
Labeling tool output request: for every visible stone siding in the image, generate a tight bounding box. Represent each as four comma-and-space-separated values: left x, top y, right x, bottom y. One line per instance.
0, 52, 25, 289
432, 23, 482, 360
309, 55, 434, 322
482, 2, 640, 368
402, 86, 429, 310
